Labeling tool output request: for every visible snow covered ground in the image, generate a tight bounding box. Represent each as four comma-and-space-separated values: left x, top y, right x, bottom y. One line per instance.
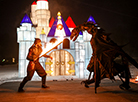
0, 64, 18, 85
0, 63, 138, 85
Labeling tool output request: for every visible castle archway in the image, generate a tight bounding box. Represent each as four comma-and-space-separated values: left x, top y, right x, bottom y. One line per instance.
45, 50, 75, 76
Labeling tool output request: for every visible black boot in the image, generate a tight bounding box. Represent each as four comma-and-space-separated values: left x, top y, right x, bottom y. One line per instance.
42, 75, 49, 88
18, 77, 28, 92
119, 82, 130, 90
81, 80, 89, 88
81, 78, 95, 88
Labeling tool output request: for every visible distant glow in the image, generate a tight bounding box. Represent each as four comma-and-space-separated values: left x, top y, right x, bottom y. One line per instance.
2, 59, 5, 62
12, 58, 15, 63
40, 36, 64, 57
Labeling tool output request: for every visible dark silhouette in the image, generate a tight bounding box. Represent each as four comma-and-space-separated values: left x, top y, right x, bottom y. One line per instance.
70, 22, 138, 93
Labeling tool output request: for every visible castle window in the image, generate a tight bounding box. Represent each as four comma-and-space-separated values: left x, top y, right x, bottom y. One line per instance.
63, 38, 70, 49
49, 38, 57, 49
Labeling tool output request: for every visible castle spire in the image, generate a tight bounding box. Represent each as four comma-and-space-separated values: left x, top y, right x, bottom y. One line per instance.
20, 14, 32, 25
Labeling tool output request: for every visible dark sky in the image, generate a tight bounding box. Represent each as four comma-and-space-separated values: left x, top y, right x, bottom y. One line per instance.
0, 0, 138, 60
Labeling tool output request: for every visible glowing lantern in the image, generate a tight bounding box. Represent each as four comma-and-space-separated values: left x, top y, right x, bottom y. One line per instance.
57, 24, 63, 30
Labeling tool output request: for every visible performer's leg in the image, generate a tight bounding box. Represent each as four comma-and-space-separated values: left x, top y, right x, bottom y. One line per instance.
35, 62, 49, 88
81, 73, 95, 88
41, 75, 49, 88
119, 58, 130, 90
120, 67, 130, 89
18, 70, 35, 92
124, 67, 131, 89
81, 56, 94, 88
88, 72, 92, 80
18, 77, 29, 92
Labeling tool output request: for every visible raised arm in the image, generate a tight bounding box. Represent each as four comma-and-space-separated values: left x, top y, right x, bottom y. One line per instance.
42, 54, 53, 60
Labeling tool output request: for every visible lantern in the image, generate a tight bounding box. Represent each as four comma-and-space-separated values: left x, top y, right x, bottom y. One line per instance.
57, 24, 63, 30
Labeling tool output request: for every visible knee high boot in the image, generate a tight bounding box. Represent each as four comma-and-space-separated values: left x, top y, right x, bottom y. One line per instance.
119, 58, 130, 90
42, 75, 49, 88
18, 77, 28, 92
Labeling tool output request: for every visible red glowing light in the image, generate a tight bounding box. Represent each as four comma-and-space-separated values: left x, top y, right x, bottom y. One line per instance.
57, 24, 63, 30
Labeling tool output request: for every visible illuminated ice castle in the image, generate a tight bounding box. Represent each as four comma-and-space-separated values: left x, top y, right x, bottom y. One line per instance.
17, 0, 96, 80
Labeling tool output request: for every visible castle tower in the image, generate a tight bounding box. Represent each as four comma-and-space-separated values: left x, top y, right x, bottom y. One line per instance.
31, 1, 37, 25
31, 0, 50, 38
17, 14, 36, 77
83, 15, 96, 76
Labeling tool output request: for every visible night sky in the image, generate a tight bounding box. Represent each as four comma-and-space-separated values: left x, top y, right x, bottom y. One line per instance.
0, 0, 138, 61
